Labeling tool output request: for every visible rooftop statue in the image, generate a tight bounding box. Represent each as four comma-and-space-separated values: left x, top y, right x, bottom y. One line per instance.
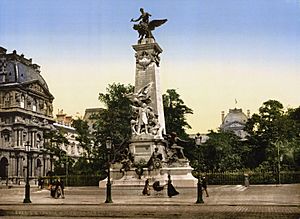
131, 8, 167, 43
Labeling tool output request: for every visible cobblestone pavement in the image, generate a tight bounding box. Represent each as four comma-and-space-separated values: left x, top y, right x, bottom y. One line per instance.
0, 184, 299, 218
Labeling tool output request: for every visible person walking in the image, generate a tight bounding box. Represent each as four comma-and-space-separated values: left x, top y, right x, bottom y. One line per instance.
202, 176, 209, 197
167, 174, 179, 198
60, 178, 65, 199
142, 179, 150, 196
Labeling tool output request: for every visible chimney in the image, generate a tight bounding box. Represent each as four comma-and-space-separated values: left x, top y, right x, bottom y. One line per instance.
247, 110, 250, 118
56, 109, 67, 125
221, 111, 225, 123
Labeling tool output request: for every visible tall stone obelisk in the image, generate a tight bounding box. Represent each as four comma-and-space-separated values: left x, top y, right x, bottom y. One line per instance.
133, 38, 166, 135
129, 37, 166, 164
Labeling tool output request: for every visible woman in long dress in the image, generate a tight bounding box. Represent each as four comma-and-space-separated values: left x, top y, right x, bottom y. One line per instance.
142, 179, 151, 196
167, 174, 179, 197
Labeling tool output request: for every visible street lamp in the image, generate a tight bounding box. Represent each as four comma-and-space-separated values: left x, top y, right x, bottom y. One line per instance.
23, 141, 32, 203
65, 154, 69, 187
195, 133, 204, 204
105, 137, 113, 203
276, 141, 284, 185
59, 151, 69, 186
5, 163, 9, 187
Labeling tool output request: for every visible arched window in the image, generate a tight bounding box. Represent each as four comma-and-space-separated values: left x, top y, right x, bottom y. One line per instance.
36, 133, 42, 149
1, 129, 11, 142
0, 157, 9, 179
36, 159, 42, 177
22, 132, 27, 146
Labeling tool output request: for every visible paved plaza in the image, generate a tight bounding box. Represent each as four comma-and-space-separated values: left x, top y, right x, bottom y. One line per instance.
0, 184, 299, 218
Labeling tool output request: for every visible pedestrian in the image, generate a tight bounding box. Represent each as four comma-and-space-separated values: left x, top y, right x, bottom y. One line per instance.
40, 178, 44, 189
50, 181, 56, 198
167, 174, 179, 198
244, 174, 250, 187
38, 177, 44, 189
202, 176, 209, 197
50, 179, 62, 199
38, 177, 42, 189
60, 178, 65, 199
142, 179, 150, 196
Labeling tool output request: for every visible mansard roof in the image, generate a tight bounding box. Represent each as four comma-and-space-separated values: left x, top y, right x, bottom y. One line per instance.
0, 47, 53, 99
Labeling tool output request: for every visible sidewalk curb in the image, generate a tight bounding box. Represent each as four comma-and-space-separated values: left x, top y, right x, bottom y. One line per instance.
1, 203, 299, 207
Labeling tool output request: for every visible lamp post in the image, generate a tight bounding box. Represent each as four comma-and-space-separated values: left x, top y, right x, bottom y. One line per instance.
105, 137, 113, 203
65, 155, 68, 187
59, 151, 69, 186
276, 141, 284, 185
195, 133, 204, 204
5, 163, 9, 187
23, 141, 32, 203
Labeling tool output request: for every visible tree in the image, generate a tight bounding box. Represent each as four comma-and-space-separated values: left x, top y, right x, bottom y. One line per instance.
43, 128, 72, 175
93, 83, 134, 162
244, 100, 299, 170
199, 131, 243, 172
287, 106, 300, 169
72, 119, 93, 159
71, 118, 104, 175
163, 89, 193, 139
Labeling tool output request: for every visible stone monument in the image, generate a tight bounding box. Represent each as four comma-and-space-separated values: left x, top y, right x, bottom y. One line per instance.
102, 9, 196, 188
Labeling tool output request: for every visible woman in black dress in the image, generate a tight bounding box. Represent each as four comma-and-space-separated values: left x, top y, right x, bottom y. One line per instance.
167, 174, 179, 197
142, 179, 150, 195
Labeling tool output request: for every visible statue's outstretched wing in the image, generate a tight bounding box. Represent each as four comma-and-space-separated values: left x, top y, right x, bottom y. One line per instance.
148, 19, 168, 31
137, 82, 153, 97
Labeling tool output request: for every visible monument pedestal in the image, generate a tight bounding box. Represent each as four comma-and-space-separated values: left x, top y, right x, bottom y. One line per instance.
129, 134, 165, 164
99, 165, 197, 188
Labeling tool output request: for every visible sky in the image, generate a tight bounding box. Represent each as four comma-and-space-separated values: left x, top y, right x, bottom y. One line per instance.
1, 0, 299, 133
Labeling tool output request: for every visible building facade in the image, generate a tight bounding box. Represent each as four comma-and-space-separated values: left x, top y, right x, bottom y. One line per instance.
0, 47, 55, 185
54, 109, 84, 159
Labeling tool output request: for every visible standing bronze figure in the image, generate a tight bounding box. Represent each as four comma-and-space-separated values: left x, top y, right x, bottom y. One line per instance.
131, 8, 167, 43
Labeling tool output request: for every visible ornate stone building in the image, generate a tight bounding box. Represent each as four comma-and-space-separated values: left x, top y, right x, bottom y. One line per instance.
0, 47, 55, 185
54, 110, 84, 159
220, 108, 250, 140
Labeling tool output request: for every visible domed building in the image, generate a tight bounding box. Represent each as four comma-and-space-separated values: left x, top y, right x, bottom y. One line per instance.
220, 108, 250, 140
0, 47, 55, 185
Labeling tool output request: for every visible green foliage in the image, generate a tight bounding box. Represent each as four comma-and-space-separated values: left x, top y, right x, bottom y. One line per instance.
244, 100, 300, 170
71, 83, 134, 175
95, 83, 134, 144
72, 157, 107, 176
72, 119, 93, 158
69, 83, 135, 176
71, 118, 108, 175
52, 175, 107, 186
192, 100, 300, 174
200, 131, 244, 172
163, 89, 193, 139
93, 83, 134, 161
203, 171, 300, 185
44, 128, 69, 151
43, 128, 74, 175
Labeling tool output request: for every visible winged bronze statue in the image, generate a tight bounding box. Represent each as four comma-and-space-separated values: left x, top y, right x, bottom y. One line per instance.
131, 8, 167, 43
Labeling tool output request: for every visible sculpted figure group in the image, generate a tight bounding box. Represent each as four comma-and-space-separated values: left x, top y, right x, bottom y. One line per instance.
129, 82, 163, 138
131, 8, 167, 43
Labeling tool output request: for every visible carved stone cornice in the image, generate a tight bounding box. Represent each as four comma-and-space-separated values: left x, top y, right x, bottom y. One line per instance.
133, 42, 162, 68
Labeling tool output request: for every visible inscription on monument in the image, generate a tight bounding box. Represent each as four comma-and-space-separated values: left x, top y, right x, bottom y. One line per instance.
135, 145, 151, 154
